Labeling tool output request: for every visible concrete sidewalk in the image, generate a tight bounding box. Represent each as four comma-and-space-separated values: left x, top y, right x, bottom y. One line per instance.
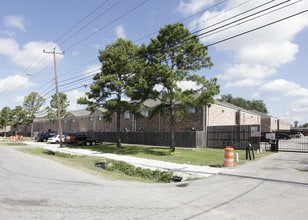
23, 141, 222, 179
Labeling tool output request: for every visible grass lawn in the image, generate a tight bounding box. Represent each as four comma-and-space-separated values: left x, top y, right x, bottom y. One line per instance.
65, 143, 271, 167
10, 142, 271, 182
19, 147, 168, 182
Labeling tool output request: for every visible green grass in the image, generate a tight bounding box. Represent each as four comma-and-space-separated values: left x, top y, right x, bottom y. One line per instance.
66, 144, 271, 167
19, 147, 173, 183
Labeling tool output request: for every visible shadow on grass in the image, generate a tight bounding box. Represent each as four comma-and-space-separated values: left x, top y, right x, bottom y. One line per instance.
65, 143, 172, 157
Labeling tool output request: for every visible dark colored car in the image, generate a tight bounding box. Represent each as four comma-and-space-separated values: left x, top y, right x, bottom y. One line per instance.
65, 133, 96, 146
36, 131, 57, 142
275, 132, 291, 140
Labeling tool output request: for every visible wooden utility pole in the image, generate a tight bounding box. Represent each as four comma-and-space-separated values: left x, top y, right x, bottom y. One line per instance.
43, 48, 64, 147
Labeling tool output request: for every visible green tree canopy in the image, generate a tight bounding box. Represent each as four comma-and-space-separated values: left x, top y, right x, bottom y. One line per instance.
219, 94, 268, 113
23, 92, 45, 120
0, 107, 13, 134
133, 23, 220, 151
78, 38, 143, 148
23, 92, 45, 138
46, 92, 69, 123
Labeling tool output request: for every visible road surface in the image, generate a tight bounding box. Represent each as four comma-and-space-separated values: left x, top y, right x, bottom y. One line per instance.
0, 144, 308, 219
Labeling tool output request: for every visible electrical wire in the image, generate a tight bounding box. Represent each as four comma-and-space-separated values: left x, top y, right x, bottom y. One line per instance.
38, 0, 304, 99
205, 9, 308, 47
2, 0, 307, 112
63, 0, 150, 52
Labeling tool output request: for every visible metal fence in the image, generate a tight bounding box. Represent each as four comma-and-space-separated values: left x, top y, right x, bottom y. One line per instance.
81, 131, 200, 148
207, 125, 260, 150
278, 135, 308, 153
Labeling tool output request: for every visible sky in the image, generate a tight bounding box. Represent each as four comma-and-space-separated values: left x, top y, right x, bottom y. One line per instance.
0, 0, 308, 126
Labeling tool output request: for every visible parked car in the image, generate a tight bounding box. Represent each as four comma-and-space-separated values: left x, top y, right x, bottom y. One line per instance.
275, 132, 291, 140
47, 135, 65, 144
35, 131, 57, 142
65, 133, 96, 146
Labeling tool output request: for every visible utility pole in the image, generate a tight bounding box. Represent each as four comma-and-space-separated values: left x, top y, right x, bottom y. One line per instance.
43, 48, 64, 147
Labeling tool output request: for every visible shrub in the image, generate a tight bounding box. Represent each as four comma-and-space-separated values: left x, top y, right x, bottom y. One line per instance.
103, 160, 173, 183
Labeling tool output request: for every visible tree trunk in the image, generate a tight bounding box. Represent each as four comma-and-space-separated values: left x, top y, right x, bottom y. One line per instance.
31, 123, 34, 140
116, 93, 122, 149
170, 101, 175, 152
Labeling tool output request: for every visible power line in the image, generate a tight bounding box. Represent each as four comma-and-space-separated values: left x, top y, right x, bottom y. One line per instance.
64, 0, 150, 51
202, 0, 302, 39
191, 0, 275, 35
54, 0, 112, 45
57, 0, 123, 46
38, 0, 304, 98
205, 9, 308, 47
195, 0, 293, 39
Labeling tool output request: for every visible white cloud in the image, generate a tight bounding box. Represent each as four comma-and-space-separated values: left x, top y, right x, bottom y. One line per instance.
236, 41, 298, 67
259, 79, 308, 97
177, 80, 201, 91
291, 97, 308, 113
115, 25, 126, 39
185, 0, 308, 87
0, 38, 61, 69
14, 95, 26, 105
84, 64, 100, 77
219, 64, 276, 88
0, 30, 15, 37
66, 89, 87, 111
177, 0, 214, 16
4, 15, 26, 31
0, 74, 34, 95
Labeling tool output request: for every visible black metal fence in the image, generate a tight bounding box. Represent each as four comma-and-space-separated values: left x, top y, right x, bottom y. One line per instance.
81, 131, 200, 148
207, 125, 260, 150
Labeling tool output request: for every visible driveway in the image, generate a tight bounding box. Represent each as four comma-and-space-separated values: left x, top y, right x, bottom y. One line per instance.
0, 144, 307, 219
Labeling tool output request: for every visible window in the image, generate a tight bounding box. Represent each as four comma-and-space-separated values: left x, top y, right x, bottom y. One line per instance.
141, 110, 149, 117
186, 106, 197, 114
123, 111, 130, 119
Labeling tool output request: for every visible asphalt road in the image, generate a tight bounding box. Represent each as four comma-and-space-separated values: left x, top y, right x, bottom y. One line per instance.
1, 144, 308, 220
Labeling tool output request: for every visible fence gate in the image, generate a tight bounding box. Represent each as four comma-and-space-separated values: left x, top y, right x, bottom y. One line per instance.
278, 135, 308, 153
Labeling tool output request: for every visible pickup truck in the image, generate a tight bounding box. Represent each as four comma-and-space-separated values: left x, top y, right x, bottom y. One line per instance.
65, 133, 96, 146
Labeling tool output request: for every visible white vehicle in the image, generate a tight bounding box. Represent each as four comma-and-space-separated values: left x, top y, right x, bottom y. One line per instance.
47, 135, 65, 144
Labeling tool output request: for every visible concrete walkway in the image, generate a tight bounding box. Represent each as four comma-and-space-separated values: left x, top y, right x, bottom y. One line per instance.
23, 141, 222, 180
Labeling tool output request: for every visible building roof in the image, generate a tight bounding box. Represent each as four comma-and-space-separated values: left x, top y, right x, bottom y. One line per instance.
67, 109, 91, 117
213, 100, 261, 116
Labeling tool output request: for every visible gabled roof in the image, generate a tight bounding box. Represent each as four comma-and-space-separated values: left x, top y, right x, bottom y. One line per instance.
67, 109, 91, 117
250, 110, 276, 119
143, 99, 162, 108
212, 100, 261, 116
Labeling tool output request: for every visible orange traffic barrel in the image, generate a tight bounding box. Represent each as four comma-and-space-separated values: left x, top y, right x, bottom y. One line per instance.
224, 146, 234, 167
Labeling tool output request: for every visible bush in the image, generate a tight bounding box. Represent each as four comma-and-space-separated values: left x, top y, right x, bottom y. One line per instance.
103, 160, 173, 183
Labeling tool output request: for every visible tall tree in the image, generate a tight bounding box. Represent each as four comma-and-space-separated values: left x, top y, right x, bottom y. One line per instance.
46, 92, 69, 123
11, 106, 28, 129
136, 23, 220, 152
220, 94, 268, 113
78, 38, 142, 149
23, 92, 45, 138
0, 107, 13, 136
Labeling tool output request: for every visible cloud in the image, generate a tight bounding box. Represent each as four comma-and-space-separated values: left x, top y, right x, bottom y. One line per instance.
236, 41, 298, 67
4, 15, 26, 31
115, 25, 126, 39
184, 0, 308, 87
84, 64, 100, 77
177, 0, 214, 16
259, 79, 308, 97
66, 89, 87, 111
0, 74, 34, 95
219, 64, 276, 88
0, 38, 62, 69
291, 97, 308, 113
